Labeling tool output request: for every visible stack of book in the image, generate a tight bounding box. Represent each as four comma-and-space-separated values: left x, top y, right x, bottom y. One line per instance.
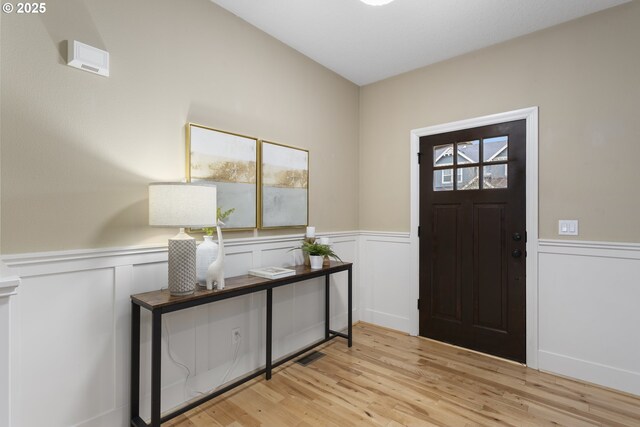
248, 266, 296, 279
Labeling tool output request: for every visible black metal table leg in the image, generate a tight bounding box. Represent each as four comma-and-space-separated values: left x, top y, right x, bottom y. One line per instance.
266, 288, 273, 380
151, 309, 162, 427
325, 274, 330, 340
131, 303, 141, 422
348, 267, 353, 347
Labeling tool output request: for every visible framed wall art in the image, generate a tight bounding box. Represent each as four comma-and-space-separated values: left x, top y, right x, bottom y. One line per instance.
186, 123, 258, 230
260, 140, 309, 229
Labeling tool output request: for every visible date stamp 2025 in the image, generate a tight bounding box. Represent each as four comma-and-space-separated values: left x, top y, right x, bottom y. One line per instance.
2, 2, 46, 14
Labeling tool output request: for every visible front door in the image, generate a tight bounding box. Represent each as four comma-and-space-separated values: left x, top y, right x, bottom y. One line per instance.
419, 120, 526, 363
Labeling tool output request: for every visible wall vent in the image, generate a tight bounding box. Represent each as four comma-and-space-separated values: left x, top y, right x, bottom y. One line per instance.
67, 40, 109, 77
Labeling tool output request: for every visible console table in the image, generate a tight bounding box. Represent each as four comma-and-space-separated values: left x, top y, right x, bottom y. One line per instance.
130, 261, 353, 427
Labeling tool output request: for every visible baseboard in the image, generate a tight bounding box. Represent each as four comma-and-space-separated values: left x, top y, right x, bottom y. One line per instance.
362, 308, 411, 333
538, 350, 640, 397
357, 321, 410, 336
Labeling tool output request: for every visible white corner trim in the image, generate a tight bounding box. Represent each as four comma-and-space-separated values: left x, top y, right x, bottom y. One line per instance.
410, 107, 539, 368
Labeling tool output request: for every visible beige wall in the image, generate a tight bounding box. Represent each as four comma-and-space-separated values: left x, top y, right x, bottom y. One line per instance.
0, 0, 359, 254
359, 2, 640, 242
3, 1, 638, 254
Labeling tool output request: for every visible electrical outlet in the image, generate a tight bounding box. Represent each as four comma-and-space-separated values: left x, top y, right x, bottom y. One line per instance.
232, 328, 241, 344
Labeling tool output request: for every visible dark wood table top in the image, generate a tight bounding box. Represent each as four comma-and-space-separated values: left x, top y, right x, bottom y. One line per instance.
131, 261, 352, 311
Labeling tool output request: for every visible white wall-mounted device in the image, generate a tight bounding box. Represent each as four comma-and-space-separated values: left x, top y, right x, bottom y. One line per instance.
67, 40, 109, 77
558, 219, 579, 236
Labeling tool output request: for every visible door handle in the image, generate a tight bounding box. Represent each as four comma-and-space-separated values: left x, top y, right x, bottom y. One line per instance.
512, 249, 523, 258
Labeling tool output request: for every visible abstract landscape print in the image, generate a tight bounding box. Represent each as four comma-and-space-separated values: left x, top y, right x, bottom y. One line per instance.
260, 141, 308, 228
187, 123, 258, 229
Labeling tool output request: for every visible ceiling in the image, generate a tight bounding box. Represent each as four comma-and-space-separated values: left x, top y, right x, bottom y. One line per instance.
210, 0, 629, 86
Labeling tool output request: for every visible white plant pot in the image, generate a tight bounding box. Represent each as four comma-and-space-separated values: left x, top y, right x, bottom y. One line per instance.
196, 235, 218, 286
309, 255, 324, 269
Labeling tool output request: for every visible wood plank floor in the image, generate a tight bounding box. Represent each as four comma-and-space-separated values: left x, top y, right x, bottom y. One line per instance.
166, 323, 640, 426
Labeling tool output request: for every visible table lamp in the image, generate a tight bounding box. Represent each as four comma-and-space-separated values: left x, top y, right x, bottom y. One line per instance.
149, 182, 217, 296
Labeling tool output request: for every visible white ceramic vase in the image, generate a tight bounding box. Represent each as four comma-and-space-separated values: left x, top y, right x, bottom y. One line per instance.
196, 235, 218, 287
309, 255, 324, 270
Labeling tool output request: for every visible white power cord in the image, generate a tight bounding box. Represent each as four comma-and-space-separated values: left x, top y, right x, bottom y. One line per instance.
163, 316, 243, 398
220, 333, 242, 386
163, 316, 202, 399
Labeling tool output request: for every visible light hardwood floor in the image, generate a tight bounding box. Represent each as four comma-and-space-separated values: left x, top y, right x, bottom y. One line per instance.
167, 323, 640, 426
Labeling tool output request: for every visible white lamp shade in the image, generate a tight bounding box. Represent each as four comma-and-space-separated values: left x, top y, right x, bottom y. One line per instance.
149, 182, 217, 228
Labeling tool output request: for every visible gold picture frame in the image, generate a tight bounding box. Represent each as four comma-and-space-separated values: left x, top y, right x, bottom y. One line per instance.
186, 123, 259, 231
259, 140, 309, 229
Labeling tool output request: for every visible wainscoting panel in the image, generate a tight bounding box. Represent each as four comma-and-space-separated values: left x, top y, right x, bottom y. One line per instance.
538, 239, 640, 396
3, 232, 359, 427
18, 269, 116, 427
359, 232, 412, 333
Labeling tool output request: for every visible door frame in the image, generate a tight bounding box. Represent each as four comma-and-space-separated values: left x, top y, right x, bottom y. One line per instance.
409, 107, 539, 368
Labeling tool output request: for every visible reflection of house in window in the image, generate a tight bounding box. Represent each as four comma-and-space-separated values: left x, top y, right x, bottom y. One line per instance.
484, 164, 508, 189
441, 169, 463, 184
433, 136, 508, 191
442, 169, 452, 184
484, 136, 508, 162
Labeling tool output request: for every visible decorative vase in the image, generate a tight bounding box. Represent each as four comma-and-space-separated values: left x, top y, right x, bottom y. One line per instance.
196, 235, 218, 287
309, 255, 323, 270
323, 255, 331, 267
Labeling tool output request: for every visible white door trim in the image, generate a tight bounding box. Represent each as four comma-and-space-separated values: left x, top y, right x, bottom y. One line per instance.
409, 107, 539, 368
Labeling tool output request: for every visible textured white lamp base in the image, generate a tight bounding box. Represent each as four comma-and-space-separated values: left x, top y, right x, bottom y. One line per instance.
168, 229, 197, 296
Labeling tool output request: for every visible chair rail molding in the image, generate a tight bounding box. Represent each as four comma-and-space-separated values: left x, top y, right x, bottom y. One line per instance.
410, 107, 540, 368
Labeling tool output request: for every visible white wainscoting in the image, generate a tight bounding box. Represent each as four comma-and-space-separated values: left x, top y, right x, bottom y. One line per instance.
3, 234, 639, 426
537, 239, 640, 397
2, 232, 358, 427
360, 233, 640, 396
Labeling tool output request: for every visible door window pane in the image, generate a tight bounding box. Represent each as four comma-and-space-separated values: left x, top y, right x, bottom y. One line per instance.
434, 169, 454, 191
483, 165, 508, 189
457, 140, 480, 164
483, 136, 508, 162
458, 167, 479, 190
433, 144, 454, 166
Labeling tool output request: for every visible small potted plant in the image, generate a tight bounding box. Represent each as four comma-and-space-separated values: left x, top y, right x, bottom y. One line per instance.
299, 241, 342, 269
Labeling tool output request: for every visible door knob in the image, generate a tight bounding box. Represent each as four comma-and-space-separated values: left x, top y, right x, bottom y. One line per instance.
512, 233, 522, 242
512, 249, 522, 258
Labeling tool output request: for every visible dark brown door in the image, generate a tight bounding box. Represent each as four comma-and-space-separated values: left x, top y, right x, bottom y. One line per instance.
419, 120, 526, 363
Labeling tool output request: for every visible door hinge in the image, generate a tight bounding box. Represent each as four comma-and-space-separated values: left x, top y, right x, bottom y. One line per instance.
417, 152, 422, 164
417, 299, 420, 310
418, 226, 421, 237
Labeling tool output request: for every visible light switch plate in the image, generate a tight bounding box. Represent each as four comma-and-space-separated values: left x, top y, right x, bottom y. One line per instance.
558, 220, 579, 236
